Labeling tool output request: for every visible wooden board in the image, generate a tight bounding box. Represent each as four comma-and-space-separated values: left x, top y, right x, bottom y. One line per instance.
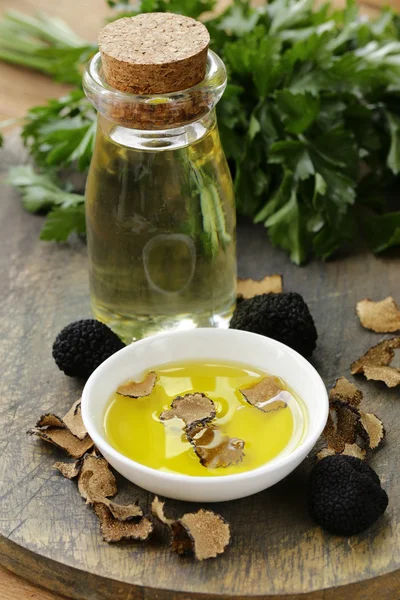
0, 566, 62, 600
0, 134, 399, 600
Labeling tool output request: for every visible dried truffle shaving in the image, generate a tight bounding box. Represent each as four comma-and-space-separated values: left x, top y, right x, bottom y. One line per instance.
94, 503, 153, 543
151, 498, 231, 559
317, 447, 336, 460
78, 455, 117, 503
187, 424, 245, 468
237, 275, 283, 299
105, 499, 143, 521
324, 377, 386, 454
35, 399, 87, 440
341, 443, 366, 460
36, 413, 65, 428
323, 404, 360, 452
329, 377, 362, 407
357, 297, 400, 333
160, 393, 216, 427
62, 399, 87, 440
151, 496, 174, 526
117, 371, 157, 398
173, 510, 231, 560
57, 456, 142, 520
317, 444, 366, 461
29, 427, 94, 458
351, 336, 400, 385
170, 521, 193, 555
359, 412, 385, 449
317, 444, 366, 460
363, 365, 400, 387
351, 337, 400, 374
54, 459, 83, 479
89, 447, 102, 457
240, 377, 287, 412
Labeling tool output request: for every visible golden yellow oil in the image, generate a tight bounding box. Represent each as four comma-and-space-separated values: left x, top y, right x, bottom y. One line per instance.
104, 361, 306, 477
85, 114, 236, 343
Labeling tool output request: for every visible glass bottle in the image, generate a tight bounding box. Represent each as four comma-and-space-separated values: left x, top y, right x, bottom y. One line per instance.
83, 35, 236, 343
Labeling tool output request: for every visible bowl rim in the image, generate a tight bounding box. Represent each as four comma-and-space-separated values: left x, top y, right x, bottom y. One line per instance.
81, 328, 329, 485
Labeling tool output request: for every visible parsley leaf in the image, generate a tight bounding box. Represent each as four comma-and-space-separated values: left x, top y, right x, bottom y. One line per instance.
6, 165, 84, 213
2, 0, 400, 262
6, 166, 85, 241
362, 211, 400, 253
21, 90, 96, 171
275, 91, 320, 134
268, 140, 315, 181
385, 110, 400, 175
40, 205, 86, 241
265, 188, 307, 265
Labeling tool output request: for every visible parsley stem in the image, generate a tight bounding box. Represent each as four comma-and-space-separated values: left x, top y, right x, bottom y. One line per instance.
4, 11, 86, 48
0, 48, 52, 71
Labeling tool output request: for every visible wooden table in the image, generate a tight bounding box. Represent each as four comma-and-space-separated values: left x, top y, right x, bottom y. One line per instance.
0, 1, 399, 599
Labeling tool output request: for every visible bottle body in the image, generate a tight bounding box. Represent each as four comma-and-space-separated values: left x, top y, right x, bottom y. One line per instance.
85, 112, 236, 342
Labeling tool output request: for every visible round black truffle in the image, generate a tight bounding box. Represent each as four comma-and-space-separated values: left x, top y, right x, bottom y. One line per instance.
230, 292, 317, 357
52, 319, 125, 378
308, 455, 388, 535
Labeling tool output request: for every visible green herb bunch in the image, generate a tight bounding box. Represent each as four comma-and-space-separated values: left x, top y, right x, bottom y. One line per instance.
2, 0, 400, 262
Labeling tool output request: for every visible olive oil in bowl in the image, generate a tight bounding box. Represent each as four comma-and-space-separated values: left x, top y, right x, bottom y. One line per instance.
104, 361, 307, 477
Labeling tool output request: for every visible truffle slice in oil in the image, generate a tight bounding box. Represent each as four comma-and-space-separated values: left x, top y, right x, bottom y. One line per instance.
160, 393, 216, 427
117, 371, 157, 398
187, 423, 245, 468
240, 377, 287, 412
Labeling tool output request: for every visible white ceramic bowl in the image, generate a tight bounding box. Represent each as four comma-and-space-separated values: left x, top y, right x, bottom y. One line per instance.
81, 329, 328, 503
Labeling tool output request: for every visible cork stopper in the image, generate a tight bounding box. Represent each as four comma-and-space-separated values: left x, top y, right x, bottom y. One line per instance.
98, 13, 210, 95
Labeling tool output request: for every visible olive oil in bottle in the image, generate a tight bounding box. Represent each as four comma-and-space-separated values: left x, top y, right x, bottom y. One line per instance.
83, 14, 237, 342
85, 115, 236, 342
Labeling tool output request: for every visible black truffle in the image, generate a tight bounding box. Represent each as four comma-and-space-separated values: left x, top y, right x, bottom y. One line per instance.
230, 292, 317, 357
52, 319, 125, 378
308, 455, 388, 535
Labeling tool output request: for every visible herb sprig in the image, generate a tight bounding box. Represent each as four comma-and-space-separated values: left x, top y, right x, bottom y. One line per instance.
6, 166, 85, 241
2, 0, 400, 262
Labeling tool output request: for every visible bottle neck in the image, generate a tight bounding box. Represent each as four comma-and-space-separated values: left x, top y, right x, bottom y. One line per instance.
98, 110, 217, 152
83, 50, 226, 131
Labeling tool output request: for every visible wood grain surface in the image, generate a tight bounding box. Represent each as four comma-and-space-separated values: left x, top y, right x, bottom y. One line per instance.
0, 566, 62, 600
0, 131, 399, 600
